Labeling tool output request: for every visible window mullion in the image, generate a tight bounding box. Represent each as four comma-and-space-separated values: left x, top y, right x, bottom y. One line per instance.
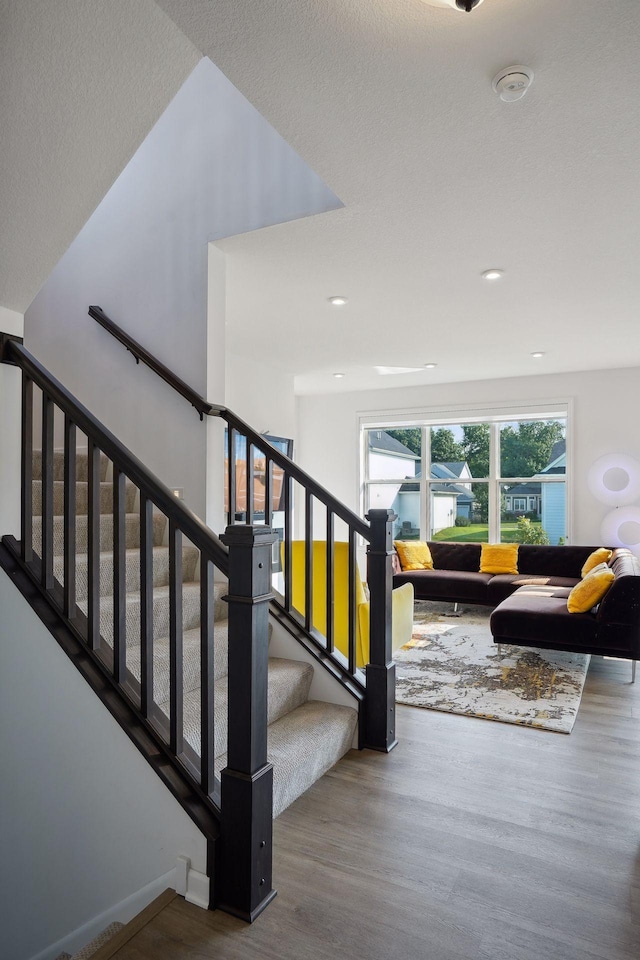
421, 425, 429, 540
490, 422, 500, 541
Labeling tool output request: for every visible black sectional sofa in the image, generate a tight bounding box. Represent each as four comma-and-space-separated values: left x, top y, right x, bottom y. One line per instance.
392, 541, 640, 673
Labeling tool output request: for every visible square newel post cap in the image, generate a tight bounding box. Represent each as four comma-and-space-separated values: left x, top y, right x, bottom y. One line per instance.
221, 524, 278, 548
365, 509, 397, 551
365, 509, 398, 524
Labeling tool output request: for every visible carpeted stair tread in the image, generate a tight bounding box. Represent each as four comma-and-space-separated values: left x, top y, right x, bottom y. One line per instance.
215, 699, 358, 818
53, 544, 200, 602
33, 449, 110, 482
126, 622, 230, 703
33, 478, 137, 517
32, 511, 166, 555
212, 580, 229, 622
77, 580, 203, 644
174, 657, 314, 760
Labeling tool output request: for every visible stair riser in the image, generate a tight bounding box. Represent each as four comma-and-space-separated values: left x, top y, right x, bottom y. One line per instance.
32, 479, 138, 517
53, 545, 200, 602
32, 449, 110, 482
32, 512, 167, 555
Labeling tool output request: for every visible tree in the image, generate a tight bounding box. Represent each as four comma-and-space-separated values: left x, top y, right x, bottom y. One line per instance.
501, 421, 564, 477
460, 424, 490, 477
430, 428, 463, 464
516, 516, 550, 545
385, 428, 421, 457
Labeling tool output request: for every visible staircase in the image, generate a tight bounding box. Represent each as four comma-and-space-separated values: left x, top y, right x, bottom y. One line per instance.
0, 330, 398, 923
32, 449, 357, 819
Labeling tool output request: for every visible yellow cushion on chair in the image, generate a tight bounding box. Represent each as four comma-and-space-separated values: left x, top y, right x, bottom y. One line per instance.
394, 540, 434, 571
479, 543, 519, 575
567, 567, 615, 613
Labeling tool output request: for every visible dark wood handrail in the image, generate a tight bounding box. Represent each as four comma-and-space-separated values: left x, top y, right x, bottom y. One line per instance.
89, 306, 370, 539
89, 305, 214, 419
5, 339, 228, 570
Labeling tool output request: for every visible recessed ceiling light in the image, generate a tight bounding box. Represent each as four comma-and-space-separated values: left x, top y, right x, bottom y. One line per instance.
328, 296, 348, 306
424, 362, 438, 369
333, 372, 345, 378
531, 352, 545, 359
482, 269, 504, 281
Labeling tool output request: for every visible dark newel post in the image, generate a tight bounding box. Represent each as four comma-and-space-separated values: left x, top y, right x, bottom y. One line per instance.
218, 524, 277, 922
364, 508, 398, 752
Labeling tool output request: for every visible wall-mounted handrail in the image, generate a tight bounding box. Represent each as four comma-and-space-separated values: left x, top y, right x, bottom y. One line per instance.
89, 305, 369, 539
89, 305, 213, 419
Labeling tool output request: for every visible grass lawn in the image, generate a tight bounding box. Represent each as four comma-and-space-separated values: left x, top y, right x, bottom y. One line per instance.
432, 522, 542, 543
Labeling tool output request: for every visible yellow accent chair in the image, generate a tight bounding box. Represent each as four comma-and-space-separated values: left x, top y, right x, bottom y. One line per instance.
286, 540, 414, 668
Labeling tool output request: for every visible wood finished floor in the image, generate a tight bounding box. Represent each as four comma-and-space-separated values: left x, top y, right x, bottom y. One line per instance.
111, 655, 640, 960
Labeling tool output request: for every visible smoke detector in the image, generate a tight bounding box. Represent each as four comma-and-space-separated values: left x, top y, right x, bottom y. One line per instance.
492, 65, 534, 102
421, 0, 485, 11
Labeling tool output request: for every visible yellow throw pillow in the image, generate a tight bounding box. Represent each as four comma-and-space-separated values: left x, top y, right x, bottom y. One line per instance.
581, 548, 613, 579
567, 567, 615, 613
479, 543, 519, 576
394, 540, 434, 571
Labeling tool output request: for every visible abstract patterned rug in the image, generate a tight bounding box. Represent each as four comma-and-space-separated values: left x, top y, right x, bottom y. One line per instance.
394, 602, 590, 733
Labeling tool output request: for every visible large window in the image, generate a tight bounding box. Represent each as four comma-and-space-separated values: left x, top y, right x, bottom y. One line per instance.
362, 413, 567, 545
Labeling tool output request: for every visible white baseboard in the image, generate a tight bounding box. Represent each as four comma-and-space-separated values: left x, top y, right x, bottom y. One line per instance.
30, 869, 175, 960
174, 855, 210, 910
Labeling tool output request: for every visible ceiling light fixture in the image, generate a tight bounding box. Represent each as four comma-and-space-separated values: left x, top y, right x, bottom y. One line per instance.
531, 352, 545, 358
421, 0, 485, 12
482, 269, 504, 281
333, 372, 345, 378
328, 296, 348, 306
374, 366, 424, 376
424, 362, 438, 369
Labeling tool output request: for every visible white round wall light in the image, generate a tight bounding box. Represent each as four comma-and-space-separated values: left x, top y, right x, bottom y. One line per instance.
587, 454, 640, 507
601, 506, 640, 551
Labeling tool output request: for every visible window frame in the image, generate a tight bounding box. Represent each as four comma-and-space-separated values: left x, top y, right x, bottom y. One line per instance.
360, 400, 571, 543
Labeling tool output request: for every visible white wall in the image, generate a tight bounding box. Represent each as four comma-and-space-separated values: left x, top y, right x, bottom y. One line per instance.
225, 352, 297, 444
0, 569, 207, 960
206, 244, 227, 532
296, 366, 640, 547
25, 56, 340, 521
0, 306, 24, 538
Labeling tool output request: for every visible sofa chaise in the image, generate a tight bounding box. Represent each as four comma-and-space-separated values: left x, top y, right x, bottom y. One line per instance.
392, 541, 640, 678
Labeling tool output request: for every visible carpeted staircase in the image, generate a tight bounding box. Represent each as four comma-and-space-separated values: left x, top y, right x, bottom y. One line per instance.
32, 451, 357, 818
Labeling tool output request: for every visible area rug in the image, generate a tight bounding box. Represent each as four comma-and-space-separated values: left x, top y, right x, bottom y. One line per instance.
394, 602, 590, 733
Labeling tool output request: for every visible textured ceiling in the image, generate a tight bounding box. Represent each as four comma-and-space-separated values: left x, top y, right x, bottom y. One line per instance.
156, 0, 640, 393
0, 0, 199, 311
4, 1, 640, 394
